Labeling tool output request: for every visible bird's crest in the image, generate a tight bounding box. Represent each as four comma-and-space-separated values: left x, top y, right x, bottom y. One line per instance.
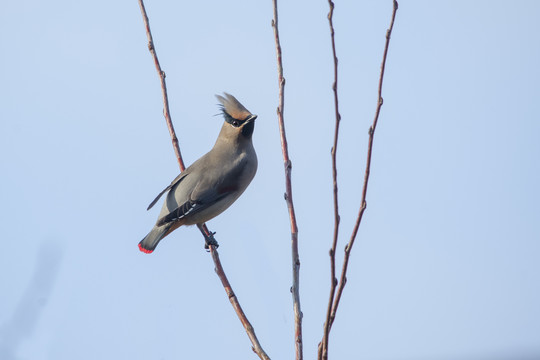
216, 93, 252, 121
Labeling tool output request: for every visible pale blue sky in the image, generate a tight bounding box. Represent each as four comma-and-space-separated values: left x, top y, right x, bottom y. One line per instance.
1, 1, 540, 359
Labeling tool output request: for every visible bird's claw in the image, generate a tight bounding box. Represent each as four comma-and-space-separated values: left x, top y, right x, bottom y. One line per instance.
204, 232, 219, 250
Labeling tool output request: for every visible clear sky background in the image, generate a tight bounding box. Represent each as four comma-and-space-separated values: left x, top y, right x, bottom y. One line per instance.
1, 1, 539, 359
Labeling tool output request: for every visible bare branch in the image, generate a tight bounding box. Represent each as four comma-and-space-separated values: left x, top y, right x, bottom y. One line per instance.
330, 0, 398, 329
138, 0, 185, 171
318, 1, 398, 358
138, 2, 270, 359
208, 235, 271, 360
271, 1, 303, 359
197, 225, 273, 360
319, 0, 341, 359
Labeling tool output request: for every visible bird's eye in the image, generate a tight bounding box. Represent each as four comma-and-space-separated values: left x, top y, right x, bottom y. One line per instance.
232, 120, 240, 127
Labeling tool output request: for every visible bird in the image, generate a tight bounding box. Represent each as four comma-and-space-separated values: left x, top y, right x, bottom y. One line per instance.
138, 93, 258, 254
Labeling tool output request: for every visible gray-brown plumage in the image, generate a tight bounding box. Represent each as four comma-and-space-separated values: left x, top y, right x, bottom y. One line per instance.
139, 93, 257, 253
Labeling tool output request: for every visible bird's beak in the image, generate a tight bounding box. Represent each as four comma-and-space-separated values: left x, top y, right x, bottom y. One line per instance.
247, 114, 258, 122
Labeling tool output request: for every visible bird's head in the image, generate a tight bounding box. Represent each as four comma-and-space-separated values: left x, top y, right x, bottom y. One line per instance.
216, 93, 257, 140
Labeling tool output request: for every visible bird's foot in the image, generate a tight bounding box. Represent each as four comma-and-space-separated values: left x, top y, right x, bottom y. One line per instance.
197, 224, 219, 250
204, 231, 219, 250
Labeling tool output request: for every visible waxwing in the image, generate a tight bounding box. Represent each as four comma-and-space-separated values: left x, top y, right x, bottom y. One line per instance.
138, 93, 258, 253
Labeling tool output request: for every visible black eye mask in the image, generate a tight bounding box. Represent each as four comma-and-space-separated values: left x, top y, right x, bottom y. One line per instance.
223, 113, 257, 128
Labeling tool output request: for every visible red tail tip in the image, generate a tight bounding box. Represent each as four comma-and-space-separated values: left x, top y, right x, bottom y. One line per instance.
138, 243, 153, 254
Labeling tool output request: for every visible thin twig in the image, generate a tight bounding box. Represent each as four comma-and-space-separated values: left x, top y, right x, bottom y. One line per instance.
137, 2, 270, 359
330, 0, 398, 326
319, 0, 341, 359
330, 0, 398, 330
138, 0, 185, 171
271, 1, 303, 359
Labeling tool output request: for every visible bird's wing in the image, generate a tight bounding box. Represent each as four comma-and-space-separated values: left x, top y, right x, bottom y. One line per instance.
146, 172, 188, 211
155, 163, 245, 226
155, 186, 234, 226
156, 198, 203, 226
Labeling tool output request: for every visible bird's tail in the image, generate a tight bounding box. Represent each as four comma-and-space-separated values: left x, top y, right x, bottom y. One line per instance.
138, 224, 172, 254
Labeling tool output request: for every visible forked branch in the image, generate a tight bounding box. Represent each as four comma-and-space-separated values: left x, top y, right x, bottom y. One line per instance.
331, 0, 398, 329
318, 1, 399, 359
319, 0, 342, 358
